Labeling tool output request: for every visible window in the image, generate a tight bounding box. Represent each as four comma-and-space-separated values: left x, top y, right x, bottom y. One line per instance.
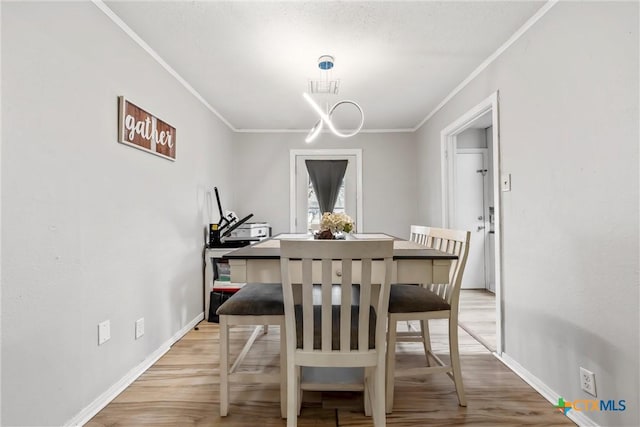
307, 178, 345, 229
290, 149, 362, 233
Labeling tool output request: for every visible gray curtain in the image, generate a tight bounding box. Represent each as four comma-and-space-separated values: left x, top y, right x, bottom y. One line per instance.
305, 160, 348, 214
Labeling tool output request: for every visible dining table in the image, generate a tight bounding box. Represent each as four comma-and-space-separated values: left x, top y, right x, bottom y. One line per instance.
220, 232, 458, 391
223, 232, 457, 285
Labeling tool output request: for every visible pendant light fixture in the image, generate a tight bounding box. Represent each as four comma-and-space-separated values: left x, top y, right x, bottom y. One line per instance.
303, 55, 364, 143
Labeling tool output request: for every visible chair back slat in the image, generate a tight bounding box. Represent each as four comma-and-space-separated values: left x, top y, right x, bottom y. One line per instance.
340, 259, 353, 352
280, 239, 393, 357
358, 258, 372, 351
321, 259, 332, 352
302, 258, 314, 351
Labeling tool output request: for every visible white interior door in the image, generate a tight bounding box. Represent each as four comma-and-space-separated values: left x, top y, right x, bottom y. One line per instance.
453, 149, 489, 289
293, 154, 358, 233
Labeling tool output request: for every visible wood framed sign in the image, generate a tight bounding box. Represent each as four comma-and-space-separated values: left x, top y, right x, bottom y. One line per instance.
117, 96, 176, 161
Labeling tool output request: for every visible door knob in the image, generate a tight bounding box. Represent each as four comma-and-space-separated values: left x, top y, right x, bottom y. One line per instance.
477, 225, 486, 231
336, 270, 342, 277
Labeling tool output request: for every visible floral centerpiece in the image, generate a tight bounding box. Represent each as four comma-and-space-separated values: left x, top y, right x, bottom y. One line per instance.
316, 212, 354, 239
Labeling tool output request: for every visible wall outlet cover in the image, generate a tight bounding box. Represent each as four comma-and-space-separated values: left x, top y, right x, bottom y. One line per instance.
580, 367, 597, 397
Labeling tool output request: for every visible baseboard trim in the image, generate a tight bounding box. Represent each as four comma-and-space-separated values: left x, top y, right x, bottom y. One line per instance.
496, 352, 598, 427
67, 313, 204, 426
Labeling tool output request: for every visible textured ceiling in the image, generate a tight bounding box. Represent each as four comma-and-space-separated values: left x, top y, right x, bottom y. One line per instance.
104, 1, 545, 132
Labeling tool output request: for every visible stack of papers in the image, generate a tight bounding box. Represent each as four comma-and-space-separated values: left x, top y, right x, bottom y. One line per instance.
212, 281, 246, 292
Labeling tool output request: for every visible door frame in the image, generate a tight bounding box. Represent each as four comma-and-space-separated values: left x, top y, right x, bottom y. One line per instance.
440, 91, 502, 355
289, 149, 363, 233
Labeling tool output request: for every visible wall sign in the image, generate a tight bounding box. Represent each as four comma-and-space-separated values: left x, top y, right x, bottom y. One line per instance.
117, 96, 176, 161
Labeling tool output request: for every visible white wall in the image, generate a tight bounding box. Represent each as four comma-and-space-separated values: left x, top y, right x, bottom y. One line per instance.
416, 2, 638, 426
1, 2, 232, 425
230, 132, 419, 238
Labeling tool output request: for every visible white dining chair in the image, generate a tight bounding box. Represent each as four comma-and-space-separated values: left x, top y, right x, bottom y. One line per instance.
385, 227, 470, 413
280, 239, 393, 427
217, 284, 286, 418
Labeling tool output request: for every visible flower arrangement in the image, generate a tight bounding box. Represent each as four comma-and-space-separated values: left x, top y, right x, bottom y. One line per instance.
320, 212, 354, 234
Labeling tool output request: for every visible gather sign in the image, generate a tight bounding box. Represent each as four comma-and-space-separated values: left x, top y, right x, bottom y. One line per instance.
117, 96, 176, 161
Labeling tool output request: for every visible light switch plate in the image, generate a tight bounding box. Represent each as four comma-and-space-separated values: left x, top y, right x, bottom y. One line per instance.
135, 318, 145, 339
98, 320, 111, 345
501, 173, 512, 192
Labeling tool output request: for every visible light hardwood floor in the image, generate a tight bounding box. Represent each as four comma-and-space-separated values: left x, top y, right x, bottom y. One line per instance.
458, 289, 497, 352
87, 315, 574, 426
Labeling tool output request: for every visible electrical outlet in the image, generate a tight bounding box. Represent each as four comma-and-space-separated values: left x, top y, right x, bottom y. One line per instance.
135, 318, 145, 339
98, 320, 111, 345
580, 367, 597, 397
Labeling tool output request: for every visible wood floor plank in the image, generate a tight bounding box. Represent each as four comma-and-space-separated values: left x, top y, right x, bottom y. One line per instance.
458, 289, 497, 352
87, 319, 574, 426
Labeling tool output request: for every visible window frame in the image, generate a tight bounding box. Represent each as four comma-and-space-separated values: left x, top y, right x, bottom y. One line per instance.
289, 149, 363, 233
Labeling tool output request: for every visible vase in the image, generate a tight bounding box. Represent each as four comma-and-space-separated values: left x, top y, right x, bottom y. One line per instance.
314, 229, 347, 240
314, 229, 335, 240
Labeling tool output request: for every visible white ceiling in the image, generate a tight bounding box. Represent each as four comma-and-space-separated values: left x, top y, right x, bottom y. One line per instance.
104, 1, 545, 132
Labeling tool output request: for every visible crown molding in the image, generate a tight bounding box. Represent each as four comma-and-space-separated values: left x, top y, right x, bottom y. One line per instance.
94, 0, 558, 135
91, 0, 237, 131
413, 0, 559, 131
234, 128, 415, 134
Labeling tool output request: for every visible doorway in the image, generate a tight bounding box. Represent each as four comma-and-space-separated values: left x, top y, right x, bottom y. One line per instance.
440, 92, 502, 355
289, 149, 363, 233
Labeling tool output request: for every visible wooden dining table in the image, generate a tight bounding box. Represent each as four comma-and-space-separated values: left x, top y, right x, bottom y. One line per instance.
223, 233, 457, 285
